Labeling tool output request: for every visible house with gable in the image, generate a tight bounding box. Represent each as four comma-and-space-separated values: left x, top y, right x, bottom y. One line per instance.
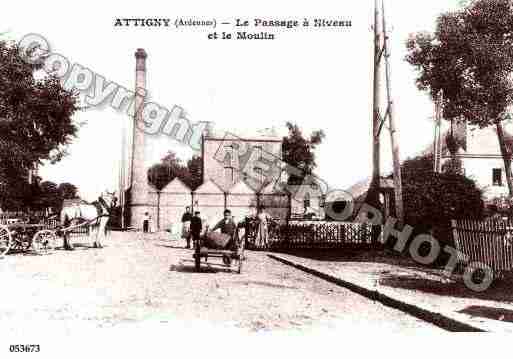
344, 119, 513, 223
436, 120, 513, 203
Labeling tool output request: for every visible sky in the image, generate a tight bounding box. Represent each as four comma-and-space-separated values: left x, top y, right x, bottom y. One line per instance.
2, 0, 463, 201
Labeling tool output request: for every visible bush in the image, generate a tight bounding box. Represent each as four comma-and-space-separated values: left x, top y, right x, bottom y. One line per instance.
401, 154, 484, 229
384, 155, 483, 268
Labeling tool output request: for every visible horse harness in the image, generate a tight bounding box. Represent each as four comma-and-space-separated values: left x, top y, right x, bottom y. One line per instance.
62, 197, 111, 231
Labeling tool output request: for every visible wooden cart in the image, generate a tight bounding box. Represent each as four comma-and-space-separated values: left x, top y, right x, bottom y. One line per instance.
0, 223, 58, 257
192, 226, 245, 274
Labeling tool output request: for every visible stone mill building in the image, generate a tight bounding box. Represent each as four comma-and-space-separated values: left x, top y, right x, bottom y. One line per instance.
119, 49, 325, 231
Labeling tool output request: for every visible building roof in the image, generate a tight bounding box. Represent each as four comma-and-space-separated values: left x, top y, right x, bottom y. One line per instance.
194, 178, 225, 194
345, 178, 395, 200
227, 180, 256, 195
159, 177, 191, 193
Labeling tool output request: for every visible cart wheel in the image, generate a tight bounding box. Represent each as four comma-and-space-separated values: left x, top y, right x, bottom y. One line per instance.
0, 225, 12, 257
32, 230, 57, 253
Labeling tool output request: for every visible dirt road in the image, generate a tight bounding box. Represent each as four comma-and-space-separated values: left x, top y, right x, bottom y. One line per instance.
0, 232, 442, 335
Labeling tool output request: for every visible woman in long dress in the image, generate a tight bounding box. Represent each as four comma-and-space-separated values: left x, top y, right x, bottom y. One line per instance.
181, 206, 192, 248
256, 206, 271, 249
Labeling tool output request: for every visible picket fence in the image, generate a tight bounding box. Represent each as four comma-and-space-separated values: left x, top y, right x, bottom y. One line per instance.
451, 219, 513, 275
246, 220, 381, 250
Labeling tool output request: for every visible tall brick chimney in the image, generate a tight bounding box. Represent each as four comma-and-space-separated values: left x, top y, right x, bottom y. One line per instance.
129, 48, 149, 228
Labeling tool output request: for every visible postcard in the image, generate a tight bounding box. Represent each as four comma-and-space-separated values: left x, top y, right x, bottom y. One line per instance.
1, 0, 512, 357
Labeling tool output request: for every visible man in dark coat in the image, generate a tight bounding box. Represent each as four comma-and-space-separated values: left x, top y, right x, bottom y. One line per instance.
190, 211, 203, 249
142, 211, 150, 233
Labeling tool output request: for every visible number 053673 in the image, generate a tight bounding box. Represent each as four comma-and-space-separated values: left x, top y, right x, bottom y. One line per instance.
9, 344, 40, 352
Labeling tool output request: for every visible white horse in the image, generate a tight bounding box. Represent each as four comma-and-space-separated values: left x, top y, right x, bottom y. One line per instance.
59, 191, 116, 250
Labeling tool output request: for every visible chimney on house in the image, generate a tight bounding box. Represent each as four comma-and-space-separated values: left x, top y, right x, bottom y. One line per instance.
129, 48, 149, 228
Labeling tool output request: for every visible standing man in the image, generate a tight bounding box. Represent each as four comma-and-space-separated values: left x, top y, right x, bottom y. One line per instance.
181, 206, 193, 248
142, 211, 150, 233
190, 211, 203, 249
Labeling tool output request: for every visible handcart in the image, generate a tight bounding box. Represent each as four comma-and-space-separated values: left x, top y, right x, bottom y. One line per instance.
192, 225, 245, 274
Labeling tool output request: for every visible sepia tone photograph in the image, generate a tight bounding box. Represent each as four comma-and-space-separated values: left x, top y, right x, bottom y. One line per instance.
1, 0, 513, 356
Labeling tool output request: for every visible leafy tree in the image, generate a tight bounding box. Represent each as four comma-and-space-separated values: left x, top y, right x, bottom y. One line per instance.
0, 172, 33, 211
148, 151, 203, 191
148, 163, 175, 191
406, 0, 513, 195
21, 180, 80, 213
0, 41, 78, 209
183, 155, 203, 190
32, 181, 60, 212
282, 122, 325, 184
161, 151, 184, 169
387, 154, 483, 267
442, 157, 464, 175
58, 182, 79, 200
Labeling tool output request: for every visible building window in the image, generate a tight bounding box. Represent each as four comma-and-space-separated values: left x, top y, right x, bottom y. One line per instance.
493, 168, 503, 186
253, 145, 266, 184
254, 167, 264, 184
224, 145, 234, 167
254, 145, 263, 160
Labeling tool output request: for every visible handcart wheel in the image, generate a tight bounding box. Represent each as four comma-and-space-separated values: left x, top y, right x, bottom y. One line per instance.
237, 256, 243, 274
237, 243, 244, 274
32, 230, 58, 253
0, 225, 12, 257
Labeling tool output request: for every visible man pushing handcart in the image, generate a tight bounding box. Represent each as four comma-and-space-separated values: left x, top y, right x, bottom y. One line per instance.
192, 209, 246, 273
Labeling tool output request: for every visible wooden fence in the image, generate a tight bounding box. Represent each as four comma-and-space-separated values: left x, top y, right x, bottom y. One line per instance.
0, 214, 89, 237
245, 220, 382, 250
451, 219, 513, 275
0, 213, 59, 227
0, 211, 48, 219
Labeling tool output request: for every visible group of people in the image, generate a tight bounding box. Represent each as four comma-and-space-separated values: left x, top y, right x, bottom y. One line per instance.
180, 207, 238, 249
180, 206, 272, 250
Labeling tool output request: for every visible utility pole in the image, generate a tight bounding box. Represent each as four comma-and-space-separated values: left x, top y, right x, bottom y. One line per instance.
368, 0, 382, 213
382, 0, 404, 225
433, 91, 443, 173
